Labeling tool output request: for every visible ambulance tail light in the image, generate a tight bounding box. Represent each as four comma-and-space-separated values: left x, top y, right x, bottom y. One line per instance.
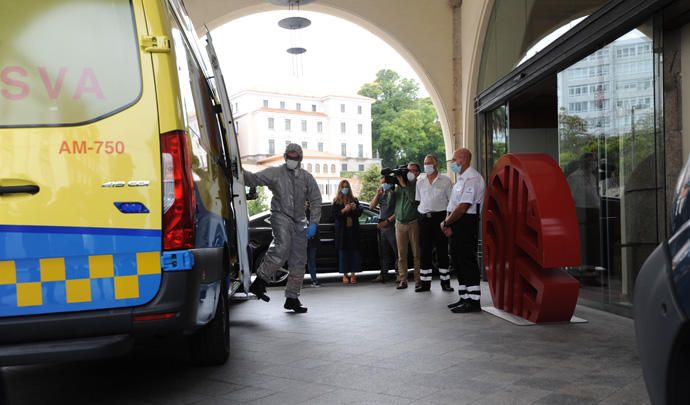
160, 131, 195, 250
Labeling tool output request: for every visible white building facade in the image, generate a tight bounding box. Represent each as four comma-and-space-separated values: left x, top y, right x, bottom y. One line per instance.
230, 90, 380, 176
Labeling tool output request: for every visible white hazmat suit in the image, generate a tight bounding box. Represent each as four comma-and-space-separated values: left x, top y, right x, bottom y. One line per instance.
244, 144, 322, 301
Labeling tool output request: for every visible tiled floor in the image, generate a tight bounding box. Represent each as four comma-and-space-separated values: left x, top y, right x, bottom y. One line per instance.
1, 277, 650, 404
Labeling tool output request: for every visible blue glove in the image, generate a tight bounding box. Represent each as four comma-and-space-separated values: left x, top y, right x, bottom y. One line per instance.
306, 223, 317, 239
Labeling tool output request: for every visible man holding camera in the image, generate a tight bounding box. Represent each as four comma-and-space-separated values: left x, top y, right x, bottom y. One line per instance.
391, 163, 422, 289
442, 148, 485, 313
369, 173, 398, 283
415, 155, 454, 292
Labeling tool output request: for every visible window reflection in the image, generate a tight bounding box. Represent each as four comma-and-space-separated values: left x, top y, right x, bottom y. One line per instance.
558, 23, 658, 307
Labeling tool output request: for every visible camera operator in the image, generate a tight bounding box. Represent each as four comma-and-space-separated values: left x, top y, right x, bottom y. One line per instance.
391, 163, 422, 289
369, 172, 398, 283
415, 154, 453, 292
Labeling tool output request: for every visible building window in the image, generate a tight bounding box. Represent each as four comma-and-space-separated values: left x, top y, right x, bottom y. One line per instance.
302, 141, 308, 149
285, 119, 291, 131
280, 101, 285, 109
358, 144, 364, 158
234, 102, 238, 112
263, 99, 269, 108
340, 104, 345, 113
323, 164, 328, 174
315, 164, 320, 173
301, 120, 307, 132
268, 117, 274, 129
317, 122, 323, 133
312, 104, 317, 112
341, 143, 347, 156
341, 163, 347, 172
318, 142, 324, 152
331, 164, 336, 173
296, 103, 301, 111
357, 124, 363, 135
357, 105, 362, 114
340, 122, 346, 133
307, 163, 312, 172
358, 164, 365, 172
268, 139, 275, 154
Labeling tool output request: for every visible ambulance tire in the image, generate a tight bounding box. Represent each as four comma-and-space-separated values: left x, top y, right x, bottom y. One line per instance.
189, 278, 230, 366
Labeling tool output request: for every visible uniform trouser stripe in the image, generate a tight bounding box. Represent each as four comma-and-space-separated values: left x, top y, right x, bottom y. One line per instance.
457, 285, 468, 299
467, 284, 480, 300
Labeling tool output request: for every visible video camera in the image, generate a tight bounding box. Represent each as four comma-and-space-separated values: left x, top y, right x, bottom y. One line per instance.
381, 165, 409, 185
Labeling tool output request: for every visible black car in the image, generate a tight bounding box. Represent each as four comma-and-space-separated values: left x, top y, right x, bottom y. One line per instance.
635, 156, 690, 404
248, 202, 382, 284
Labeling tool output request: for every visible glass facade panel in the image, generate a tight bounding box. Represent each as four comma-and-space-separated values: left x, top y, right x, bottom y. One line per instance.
557, 22, 659, 311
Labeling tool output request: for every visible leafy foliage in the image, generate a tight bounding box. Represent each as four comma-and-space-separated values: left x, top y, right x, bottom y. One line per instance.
358, 69, 445, 170
247, 186, 268, 216
358, 164, 381, 203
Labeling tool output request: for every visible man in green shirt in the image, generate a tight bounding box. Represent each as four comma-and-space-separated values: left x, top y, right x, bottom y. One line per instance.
392, 163, 421, 289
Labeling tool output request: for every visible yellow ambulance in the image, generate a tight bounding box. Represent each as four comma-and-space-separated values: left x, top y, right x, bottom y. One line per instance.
0, 0, 251, 365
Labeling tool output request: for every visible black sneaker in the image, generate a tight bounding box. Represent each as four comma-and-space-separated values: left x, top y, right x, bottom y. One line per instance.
249, 277, 270, 302
450, 301, 481, 313
284, 297, 308, 313
447, 298, 465, 309
415, 285, 430, 293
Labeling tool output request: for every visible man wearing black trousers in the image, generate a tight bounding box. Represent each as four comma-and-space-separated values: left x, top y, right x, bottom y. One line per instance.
441, 148, 485, 313
415, 155, 453, 292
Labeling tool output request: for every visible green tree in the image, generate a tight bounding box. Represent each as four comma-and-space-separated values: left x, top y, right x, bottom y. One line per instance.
247, 186, 268, 216
358, 69, 445, 169
358, 164, 381, 203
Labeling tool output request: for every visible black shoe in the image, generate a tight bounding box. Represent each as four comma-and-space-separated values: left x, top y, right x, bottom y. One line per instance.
284, 297, 308, 313
396, 282, 408, 289
249, 277, 270, 302
447, 298, 465, 309
451, 301, 481, 313
441, 281, 454, 292
415, 285, 430, 293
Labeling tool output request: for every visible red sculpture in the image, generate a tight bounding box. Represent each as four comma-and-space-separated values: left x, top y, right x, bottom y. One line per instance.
483, 154, 581, 323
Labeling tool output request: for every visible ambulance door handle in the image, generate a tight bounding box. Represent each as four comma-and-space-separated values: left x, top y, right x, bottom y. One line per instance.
0, 185, 40, 195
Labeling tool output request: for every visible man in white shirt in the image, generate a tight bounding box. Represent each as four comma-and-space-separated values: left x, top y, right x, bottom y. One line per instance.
415, 155, 454, 292
441, 148, 485, 313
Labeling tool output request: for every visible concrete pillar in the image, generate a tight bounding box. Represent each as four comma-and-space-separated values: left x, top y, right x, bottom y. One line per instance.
450, 0, 463, 157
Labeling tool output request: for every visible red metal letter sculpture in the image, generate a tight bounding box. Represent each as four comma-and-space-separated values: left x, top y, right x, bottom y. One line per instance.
483, 154, 581, 323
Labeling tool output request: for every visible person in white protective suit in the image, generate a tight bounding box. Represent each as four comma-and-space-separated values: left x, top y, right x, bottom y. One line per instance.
245, 143, 322, 313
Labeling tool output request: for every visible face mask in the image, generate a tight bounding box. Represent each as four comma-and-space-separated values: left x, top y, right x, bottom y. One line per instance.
451, 163, 461, 173
286, 159, 299, 170
382, 183, 392, 191
406, 172, 416, 182
424, 165, 435, 175
341, 187, 350, 195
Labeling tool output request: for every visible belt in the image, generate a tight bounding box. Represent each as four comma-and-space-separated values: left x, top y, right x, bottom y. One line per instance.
421, 211, 445, 218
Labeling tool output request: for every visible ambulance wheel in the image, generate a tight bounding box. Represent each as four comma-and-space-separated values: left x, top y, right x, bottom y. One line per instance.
189, 279, 230, 366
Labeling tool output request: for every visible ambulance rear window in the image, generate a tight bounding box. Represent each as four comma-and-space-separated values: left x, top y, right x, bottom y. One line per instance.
0, 0, 141, 127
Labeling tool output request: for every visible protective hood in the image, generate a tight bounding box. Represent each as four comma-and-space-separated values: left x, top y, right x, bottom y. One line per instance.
284, 143, 304, 161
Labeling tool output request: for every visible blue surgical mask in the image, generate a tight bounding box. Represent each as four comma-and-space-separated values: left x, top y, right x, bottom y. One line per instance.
382, 183, 392, 191
341, 187, 350, 195
451, 163, 461, 173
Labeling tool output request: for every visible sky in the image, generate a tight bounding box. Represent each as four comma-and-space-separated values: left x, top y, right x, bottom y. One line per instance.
210, 10, 428, 98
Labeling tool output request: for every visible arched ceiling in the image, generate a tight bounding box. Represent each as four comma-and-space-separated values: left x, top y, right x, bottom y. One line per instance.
184, 0, 456, 154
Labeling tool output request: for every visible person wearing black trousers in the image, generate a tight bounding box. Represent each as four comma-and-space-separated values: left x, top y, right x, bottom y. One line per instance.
415, 154, 454, 292
442, 148, 486, 313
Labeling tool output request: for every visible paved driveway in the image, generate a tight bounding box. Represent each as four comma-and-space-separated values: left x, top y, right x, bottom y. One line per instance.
1, 280, 649, 404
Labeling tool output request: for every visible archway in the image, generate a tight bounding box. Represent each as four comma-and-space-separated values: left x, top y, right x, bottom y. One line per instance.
186, 0, 455, 159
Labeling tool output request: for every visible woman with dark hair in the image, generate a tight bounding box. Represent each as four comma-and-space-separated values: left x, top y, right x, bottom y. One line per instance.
333, 179, 363, 284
